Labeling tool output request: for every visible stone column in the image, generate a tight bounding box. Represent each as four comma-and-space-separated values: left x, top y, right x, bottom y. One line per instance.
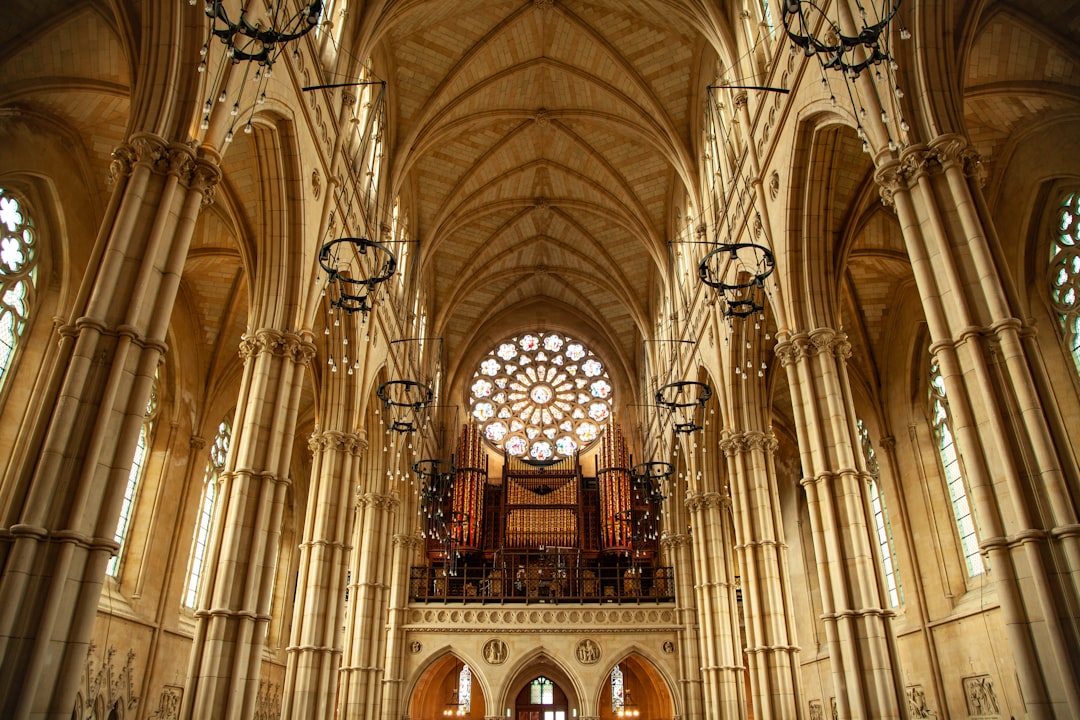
662, 532, 704, 720
380, 533, 423, 720
684, 493, 743, 718
722, 430, 801, 720
281, 430, 366, 720
0, 135, 218, 720
181, 329, 315, 720
876, 137, 1080, 719
776, 329, 905, 720
337, 491, 399, 717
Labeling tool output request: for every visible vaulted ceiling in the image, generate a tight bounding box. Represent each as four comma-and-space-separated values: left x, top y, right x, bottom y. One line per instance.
374, 0, 713, 388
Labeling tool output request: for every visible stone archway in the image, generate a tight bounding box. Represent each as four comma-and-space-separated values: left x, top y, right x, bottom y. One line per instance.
596, 653, 676, 720
409, 653, 488, 720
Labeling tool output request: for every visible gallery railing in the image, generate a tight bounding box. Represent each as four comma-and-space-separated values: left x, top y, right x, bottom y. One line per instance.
408, 562, 675, 604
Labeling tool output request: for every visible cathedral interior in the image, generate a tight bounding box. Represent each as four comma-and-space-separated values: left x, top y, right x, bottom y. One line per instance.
1, 0, 1079, 718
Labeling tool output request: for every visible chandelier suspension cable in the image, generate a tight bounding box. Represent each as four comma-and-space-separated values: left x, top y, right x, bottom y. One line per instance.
698, 86, 777, 321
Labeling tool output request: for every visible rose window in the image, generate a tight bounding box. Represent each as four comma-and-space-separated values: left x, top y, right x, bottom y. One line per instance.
469, 332, 613, 461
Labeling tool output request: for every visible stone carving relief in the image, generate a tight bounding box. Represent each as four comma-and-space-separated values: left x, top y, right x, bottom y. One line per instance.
73, 645, 139, 720
483, 638, 508, 664
963, 675, 1000, 718
147, 685, 183, 720
254, 680, 282, 720
808, 700, 823, 720
410, 640, 422, 654
576, 638, 601, 664
906, 684, 936, 718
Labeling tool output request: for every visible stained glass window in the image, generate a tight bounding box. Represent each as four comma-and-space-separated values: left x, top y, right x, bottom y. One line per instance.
858, 419, 902, 606
611, 664, 625, 714
183, 418, 232, 607
458, 665, 472, 714
929, 361, 984, 577
0, 189, 38, 393
1049, 192, 1080, 373
469, 332, 613, 461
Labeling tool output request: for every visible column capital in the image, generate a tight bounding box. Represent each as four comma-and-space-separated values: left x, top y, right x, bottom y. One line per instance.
929, 133, 985, 185
239, 329, 317, 364
357, 491, 399, 511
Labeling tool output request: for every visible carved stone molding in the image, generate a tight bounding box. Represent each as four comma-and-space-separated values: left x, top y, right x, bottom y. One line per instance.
190, 435, 207, 451
394, 533, 424, 550
534, 108, 550, 127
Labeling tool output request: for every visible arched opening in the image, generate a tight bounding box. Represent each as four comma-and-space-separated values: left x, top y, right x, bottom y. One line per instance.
598, 654, 675, 720
515, 676, 569, 720
409, 653, 487, 720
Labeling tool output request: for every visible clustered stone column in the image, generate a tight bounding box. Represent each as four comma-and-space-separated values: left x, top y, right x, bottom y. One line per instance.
380, 532, 424, 720
337, 489, 399, 717
876, 136, 1080, 719
776, 328, 905, 720
282, 430, 366, 720
0, 134, 218, 720
684, 491, 743, 718
722, 429, 801, 719
662, 531, 704, 720
181, 329, 314, 720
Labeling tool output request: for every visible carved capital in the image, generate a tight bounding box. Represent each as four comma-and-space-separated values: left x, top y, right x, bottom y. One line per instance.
898, 144, 938, 183
190, 435, 207, 451
773, 337, 804, 367
660, 532, 692, 549
108, 144, 138, 186
873, 160, 905, 208
358, 491, 399, 512
186, 159, 222, 207
930, 133, 985, 187
733, 91, 748, 111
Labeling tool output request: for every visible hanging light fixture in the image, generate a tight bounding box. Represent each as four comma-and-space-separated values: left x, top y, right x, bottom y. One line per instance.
655, 381, 712, 434
616, 691, 641, 718
378, 379, 434, 433
782, 0, 911, 153
698, 242, 776, 319
194, 0, 323, 139
319, 237, 397, 316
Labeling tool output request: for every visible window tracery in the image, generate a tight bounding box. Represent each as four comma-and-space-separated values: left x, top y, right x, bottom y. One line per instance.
0, 189, 38, 393
1049, 191, 1080, 372
468, 332, 613, 462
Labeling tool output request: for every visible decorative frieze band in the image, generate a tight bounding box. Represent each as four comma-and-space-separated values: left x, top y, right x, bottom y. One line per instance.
405, 606, 677, 630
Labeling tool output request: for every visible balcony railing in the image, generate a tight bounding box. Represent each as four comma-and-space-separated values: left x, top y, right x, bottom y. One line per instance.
408, 562, 675, 604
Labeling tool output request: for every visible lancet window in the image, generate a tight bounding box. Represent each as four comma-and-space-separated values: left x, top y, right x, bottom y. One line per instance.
183, 418, 232, 607
107, 371, 159, 578
858, 418, 902, 606
929, 361, 984, 577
